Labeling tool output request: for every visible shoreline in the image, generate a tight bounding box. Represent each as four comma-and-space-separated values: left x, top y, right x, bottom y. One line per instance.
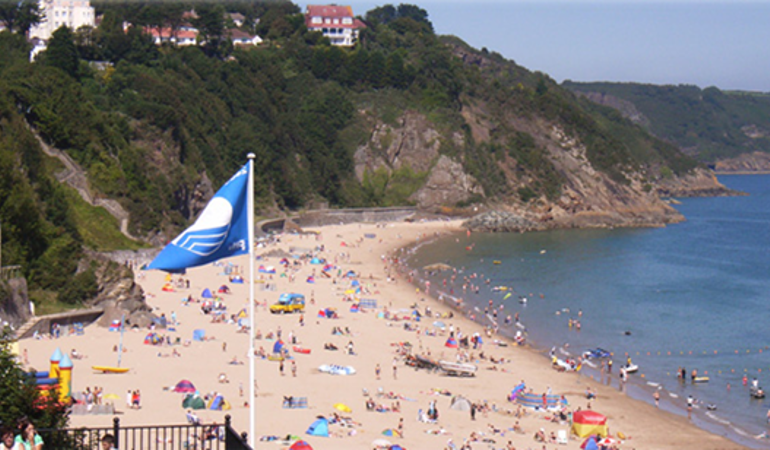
17, 219, 745, 449
397, 229, 762, 449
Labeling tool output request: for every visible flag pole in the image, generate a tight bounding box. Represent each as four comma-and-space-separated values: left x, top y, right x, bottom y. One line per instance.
247, 153, 256, 448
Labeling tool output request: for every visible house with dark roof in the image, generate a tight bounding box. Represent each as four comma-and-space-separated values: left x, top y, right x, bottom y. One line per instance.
304, 5, 365, 47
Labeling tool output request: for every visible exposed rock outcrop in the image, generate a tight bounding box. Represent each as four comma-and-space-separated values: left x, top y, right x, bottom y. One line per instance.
462, 211, 536, 232
655, 168, 742, 197
713, 152, 770, 174
411, 156, 484, 209
354, 111, 483, 209
572, 91, 651, 127
80, 250, 155, 328
0, 278, 31, 329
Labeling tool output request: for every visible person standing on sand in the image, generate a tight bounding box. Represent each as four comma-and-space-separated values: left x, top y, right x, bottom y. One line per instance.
376, 364, 381, 380
392, 358, 398, 380
687, 395, 694, 419
397, 417, 404, 438
279, 359, 285, 376
291, 360, 297, 377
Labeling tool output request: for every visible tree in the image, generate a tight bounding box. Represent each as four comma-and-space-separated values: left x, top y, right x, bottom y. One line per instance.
193, 3, 226, 56
0, 0, 42, 35
0, 329, 70, 434
43, 26, 79, 78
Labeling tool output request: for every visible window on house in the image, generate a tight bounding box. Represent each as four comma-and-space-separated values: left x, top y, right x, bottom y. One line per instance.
333, 18, 339, 24
312, 16, 321, 24
342, 17, 352, 24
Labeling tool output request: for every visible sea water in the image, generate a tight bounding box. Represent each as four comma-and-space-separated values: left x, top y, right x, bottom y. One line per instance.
405, 175, 770, 448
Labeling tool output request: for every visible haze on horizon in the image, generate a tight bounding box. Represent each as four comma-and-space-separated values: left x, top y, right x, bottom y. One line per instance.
302, 0, 770, 93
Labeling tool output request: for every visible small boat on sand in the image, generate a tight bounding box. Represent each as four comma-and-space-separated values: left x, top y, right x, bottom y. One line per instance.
439, 361, 477, 377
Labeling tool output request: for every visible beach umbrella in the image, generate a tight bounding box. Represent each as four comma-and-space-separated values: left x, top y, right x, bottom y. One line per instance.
289, 440, 313, 450
598, 437, 619, 446
371, 439, 392, 448
382, 429, 401, 437
173, 379, 196, 393
388, 446, 405, 450
333, 403, 352, 413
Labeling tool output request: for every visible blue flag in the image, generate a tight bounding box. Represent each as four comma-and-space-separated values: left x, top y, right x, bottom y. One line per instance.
148, 161, 251, 272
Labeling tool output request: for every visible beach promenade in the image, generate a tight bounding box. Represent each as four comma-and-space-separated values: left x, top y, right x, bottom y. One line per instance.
18, 220, 743, 449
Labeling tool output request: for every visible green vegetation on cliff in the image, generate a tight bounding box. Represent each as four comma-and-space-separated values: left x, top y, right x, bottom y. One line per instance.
563, 81, 770, 162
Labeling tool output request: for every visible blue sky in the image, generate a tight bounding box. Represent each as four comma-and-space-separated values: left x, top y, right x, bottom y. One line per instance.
300, 1, 770, 92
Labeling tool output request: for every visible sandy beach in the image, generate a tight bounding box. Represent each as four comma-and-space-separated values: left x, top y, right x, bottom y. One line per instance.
18, 220, 745, 449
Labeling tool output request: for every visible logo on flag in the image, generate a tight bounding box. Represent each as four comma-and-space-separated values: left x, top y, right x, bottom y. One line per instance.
147, 162, 252, 272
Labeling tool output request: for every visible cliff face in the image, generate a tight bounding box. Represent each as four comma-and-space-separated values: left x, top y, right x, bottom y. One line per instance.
0, 278, 31, 329
354, 109, 733, 231
713, 152, 770, 173
79, 250, 156, 328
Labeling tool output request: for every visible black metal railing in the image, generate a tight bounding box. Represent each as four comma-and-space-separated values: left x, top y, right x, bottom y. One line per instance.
38, 415, 251, 450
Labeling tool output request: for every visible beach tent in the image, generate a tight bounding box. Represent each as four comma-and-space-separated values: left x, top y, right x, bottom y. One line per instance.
273, 340, 285, 354
450, 396, 472, 411
230, 275, 244, 284
218, 285, 230, 294
310, 257, 323, 265
289, 441, 313, 450
144, 332, 161, 345
580, 436, 599, 450
351, 279, 360, 287
306, 417, 329, 437
381, 429, 401, 437
193, 329, 206, 342
388, 446, 404, 450
182, 395, 206, 410
162, 284, 174, 292
236, 308, 247, 319
445, 338, 458, 348
174, 380, 196, 393
201, 288, 213, 298
345, 270, 357, 278
572, 410, 608, 438
108, 320, 122, 332
350, 304, 360, 313
209, 394, 230, 410
306, 276, 315, 283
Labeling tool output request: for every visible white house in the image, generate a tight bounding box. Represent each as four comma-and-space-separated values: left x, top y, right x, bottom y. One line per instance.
227, 29, 262, 47
29, 0, 95, 41
305, 5, 365, 47
146, 27, 199, 47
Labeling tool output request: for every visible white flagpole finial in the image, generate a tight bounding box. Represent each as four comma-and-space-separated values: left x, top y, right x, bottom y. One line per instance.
247, 152, 255, 159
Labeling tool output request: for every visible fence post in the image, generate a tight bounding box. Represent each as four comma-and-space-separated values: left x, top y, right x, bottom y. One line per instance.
113, 417, 120, 448
225, 414, 231, 428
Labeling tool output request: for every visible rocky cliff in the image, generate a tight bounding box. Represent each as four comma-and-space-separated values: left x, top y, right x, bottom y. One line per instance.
353, 107, 733, 232
0, 278, 31, 329
713, 152, 770, 173
80, 251, 156, 328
